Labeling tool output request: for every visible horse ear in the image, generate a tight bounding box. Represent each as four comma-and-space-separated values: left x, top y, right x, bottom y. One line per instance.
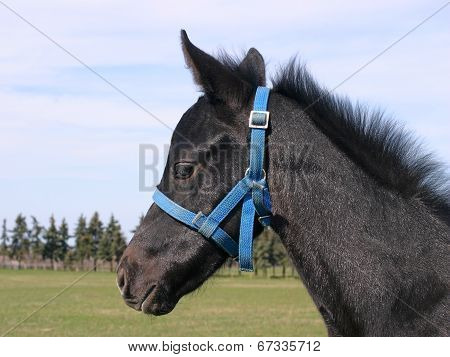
238, 48, 266, 86
181, 30, 252, 108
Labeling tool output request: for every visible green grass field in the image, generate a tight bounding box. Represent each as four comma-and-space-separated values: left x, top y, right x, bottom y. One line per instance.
0, 269, 326, 336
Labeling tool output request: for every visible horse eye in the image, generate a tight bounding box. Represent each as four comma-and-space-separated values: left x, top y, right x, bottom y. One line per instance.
174, 163, 194, 179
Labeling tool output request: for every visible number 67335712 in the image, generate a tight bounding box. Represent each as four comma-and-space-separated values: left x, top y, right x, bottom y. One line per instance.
257, 340, 321, 352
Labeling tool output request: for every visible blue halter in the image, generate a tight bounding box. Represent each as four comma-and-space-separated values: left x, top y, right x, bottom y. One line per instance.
153, 86, 272, 271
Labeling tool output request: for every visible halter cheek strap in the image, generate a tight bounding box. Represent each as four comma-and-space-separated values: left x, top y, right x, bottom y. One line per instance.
152, 86, 272, 271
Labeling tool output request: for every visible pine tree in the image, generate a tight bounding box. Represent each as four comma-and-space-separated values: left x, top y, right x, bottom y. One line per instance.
131, 214, 145, 234
111, 219, 127, 270
43, 216, 59, 269
10, 214, 28, 269
270, 232, 288, 277
253, 228, 288, 277
254, 229, 272, 277
88, 212, 103, 271
63, 248, 77, 271
29, 216, 43, 269
55, 218, 69, 269
1, 219, 9, 266
74, 215, 90, 269
98, 215, 115, 271
273, 234, 290, 277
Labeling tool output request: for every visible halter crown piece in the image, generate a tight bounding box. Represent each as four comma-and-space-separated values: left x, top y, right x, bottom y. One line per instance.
152, 87, 272, 271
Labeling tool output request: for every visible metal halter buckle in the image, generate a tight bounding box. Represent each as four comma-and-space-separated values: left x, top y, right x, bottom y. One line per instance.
244, 168, 266, 181
257, 215, 271, 224
248, 110, 270, 129
192, 211, 203, 226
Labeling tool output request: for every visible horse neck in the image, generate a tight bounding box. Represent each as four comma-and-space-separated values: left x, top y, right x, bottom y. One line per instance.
265, 94, 448, 336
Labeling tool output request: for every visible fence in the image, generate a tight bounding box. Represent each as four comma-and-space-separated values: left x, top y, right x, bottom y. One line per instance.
1, 256, 300, 278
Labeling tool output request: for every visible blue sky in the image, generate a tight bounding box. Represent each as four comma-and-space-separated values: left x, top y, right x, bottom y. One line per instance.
0, 1, 449, 238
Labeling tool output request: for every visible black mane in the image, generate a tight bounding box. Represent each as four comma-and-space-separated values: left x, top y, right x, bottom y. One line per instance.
219, 54, 450, 223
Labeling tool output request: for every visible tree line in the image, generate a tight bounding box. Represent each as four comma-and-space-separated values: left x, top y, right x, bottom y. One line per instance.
1, 213, 295, 277
221, 228, 296, 278
0, 213, 127, 271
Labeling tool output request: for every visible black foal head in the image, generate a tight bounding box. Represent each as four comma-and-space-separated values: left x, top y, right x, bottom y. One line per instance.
117, 31, 266, 315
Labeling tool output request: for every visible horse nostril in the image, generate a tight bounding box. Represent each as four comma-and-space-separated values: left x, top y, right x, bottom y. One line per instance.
116, 265, 127, 296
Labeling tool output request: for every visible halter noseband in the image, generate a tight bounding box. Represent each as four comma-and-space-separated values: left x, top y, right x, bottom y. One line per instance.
153, 87, 272, 271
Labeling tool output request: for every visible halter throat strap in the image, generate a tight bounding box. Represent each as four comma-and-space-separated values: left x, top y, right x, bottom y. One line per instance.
152, 86, 272, 271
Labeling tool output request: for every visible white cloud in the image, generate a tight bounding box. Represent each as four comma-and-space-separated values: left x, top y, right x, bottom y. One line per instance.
0, 91, 184, 130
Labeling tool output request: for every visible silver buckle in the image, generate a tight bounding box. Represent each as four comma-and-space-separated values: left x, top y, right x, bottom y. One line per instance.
249, 110, 270, 129
192, 211, 203, 226
257, 215, 271, 224
245, 168, 266, 181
